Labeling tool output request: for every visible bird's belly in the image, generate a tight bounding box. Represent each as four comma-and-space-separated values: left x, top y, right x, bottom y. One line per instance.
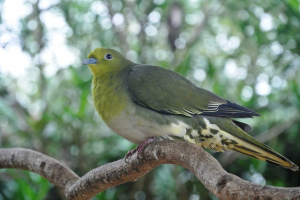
106, 104, 237, 153
107, 115, 160, 144
106, 105, 192, 144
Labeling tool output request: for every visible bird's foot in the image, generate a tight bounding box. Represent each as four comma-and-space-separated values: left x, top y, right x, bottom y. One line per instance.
125, 137, 156, 163
136, 137, 156, 159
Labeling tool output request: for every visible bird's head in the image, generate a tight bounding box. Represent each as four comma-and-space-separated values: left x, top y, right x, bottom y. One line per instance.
82, 48, 134, 76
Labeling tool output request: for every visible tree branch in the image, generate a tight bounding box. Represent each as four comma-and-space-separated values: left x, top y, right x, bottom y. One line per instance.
0, 148, 79, 195
0, 141, 299, 200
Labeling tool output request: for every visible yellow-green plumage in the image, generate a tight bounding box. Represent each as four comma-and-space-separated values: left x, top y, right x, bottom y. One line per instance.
88, 48, 132, 122
92, 72, 128, 122
83, 47, 299, 171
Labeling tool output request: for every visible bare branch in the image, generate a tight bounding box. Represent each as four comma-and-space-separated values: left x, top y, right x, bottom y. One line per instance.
1, 141, 299, 200
0, 148, 79, 195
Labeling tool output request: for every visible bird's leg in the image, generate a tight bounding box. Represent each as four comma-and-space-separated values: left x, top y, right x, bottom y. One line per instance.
136, 137, 156, 158
125, 137, 156, 162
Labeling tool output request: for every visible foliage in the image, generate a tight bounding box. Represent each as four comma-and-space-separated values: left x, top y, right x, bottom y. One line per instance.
0, 0, 299, 199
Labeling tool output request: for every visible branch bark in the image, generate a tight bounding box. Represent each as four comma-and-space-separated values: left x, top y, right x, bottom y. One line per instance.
0, 141, 299, 200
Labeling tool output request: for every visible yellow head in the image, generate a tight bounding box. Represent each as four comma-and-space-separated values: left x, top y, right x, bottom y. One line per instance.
82, 48, 134, 76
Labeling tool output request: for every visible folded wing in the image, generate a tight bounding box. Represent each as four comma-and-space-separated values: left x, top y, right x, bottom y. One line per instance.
127, 65, 260, 119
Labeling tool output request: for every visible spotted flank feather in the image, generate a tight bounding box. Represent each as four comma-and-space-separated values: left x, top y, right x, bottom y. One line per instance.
170, 117, 299, 171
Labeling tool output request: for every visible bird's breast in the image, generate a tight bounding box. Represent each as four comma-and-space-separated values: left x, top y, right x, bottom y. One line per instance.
92, 75, 128, 122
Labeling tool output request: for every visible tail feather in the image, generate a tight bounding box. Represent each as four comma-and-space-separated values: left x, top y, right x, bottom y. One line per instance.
179, 116, 298, 171
219, 130, 299, 171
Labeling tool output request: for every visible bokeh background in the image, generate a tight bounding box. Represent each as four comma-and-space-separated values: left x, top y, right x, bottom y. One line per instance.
0, 0, 300, 199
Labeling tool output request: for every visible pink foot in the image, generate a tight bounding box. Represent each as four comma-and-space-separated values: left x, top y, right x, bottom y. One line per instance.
125, 137, 156, 162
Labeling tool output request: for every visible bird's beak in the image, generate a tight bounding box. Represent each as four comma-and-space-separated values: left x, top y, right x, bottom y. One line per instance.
82, 58, 98, 65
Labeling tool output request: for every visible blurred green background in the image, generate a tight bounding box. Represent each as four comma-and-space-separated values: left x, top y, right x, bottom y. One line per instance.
0, 0, 300, 199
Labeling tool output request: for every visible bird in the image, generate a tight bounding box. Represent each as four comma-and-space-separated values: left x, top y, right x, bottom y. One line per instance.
82, 47, 298, 171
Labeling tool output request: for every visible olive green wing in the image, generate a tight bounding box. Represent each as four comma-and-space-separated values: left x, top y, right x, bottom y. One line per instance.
127, 65, 259, 118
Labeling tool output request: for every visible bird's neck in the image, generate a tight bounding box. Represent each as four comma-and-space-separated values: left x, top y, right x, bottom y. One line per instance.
92, 70, 129, 122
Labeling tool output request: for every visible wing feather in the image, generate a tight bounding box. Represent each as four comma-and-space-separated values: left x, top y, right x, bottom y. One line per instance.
127, 65, 259, 118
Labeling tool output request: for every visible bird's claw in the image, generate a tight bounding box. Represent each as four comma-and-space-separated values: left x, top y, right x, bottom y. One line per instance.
124, 137, 156, 163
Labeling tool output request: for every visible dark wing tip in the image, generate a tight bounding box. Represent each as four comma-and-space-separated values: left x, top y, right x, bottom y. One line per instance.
251, 112, 261, 117
201, 100, 260, 118
232, 120, 253, 132
219, 100, 260, 118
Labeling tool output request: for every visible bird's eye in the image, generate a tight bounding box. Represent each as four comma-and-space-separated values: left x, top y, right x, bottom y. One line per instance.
105, 54, 113, 60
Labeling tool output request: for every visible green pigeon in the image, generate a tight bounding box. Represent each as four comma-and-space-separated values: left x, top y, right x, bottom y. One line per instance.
82, 47, 298, 171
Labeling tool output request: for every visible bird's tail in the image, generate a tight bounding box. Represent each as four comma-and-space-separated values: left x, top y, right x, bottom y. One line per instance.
197, 117, 299, 171
219, 129, 298, 171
